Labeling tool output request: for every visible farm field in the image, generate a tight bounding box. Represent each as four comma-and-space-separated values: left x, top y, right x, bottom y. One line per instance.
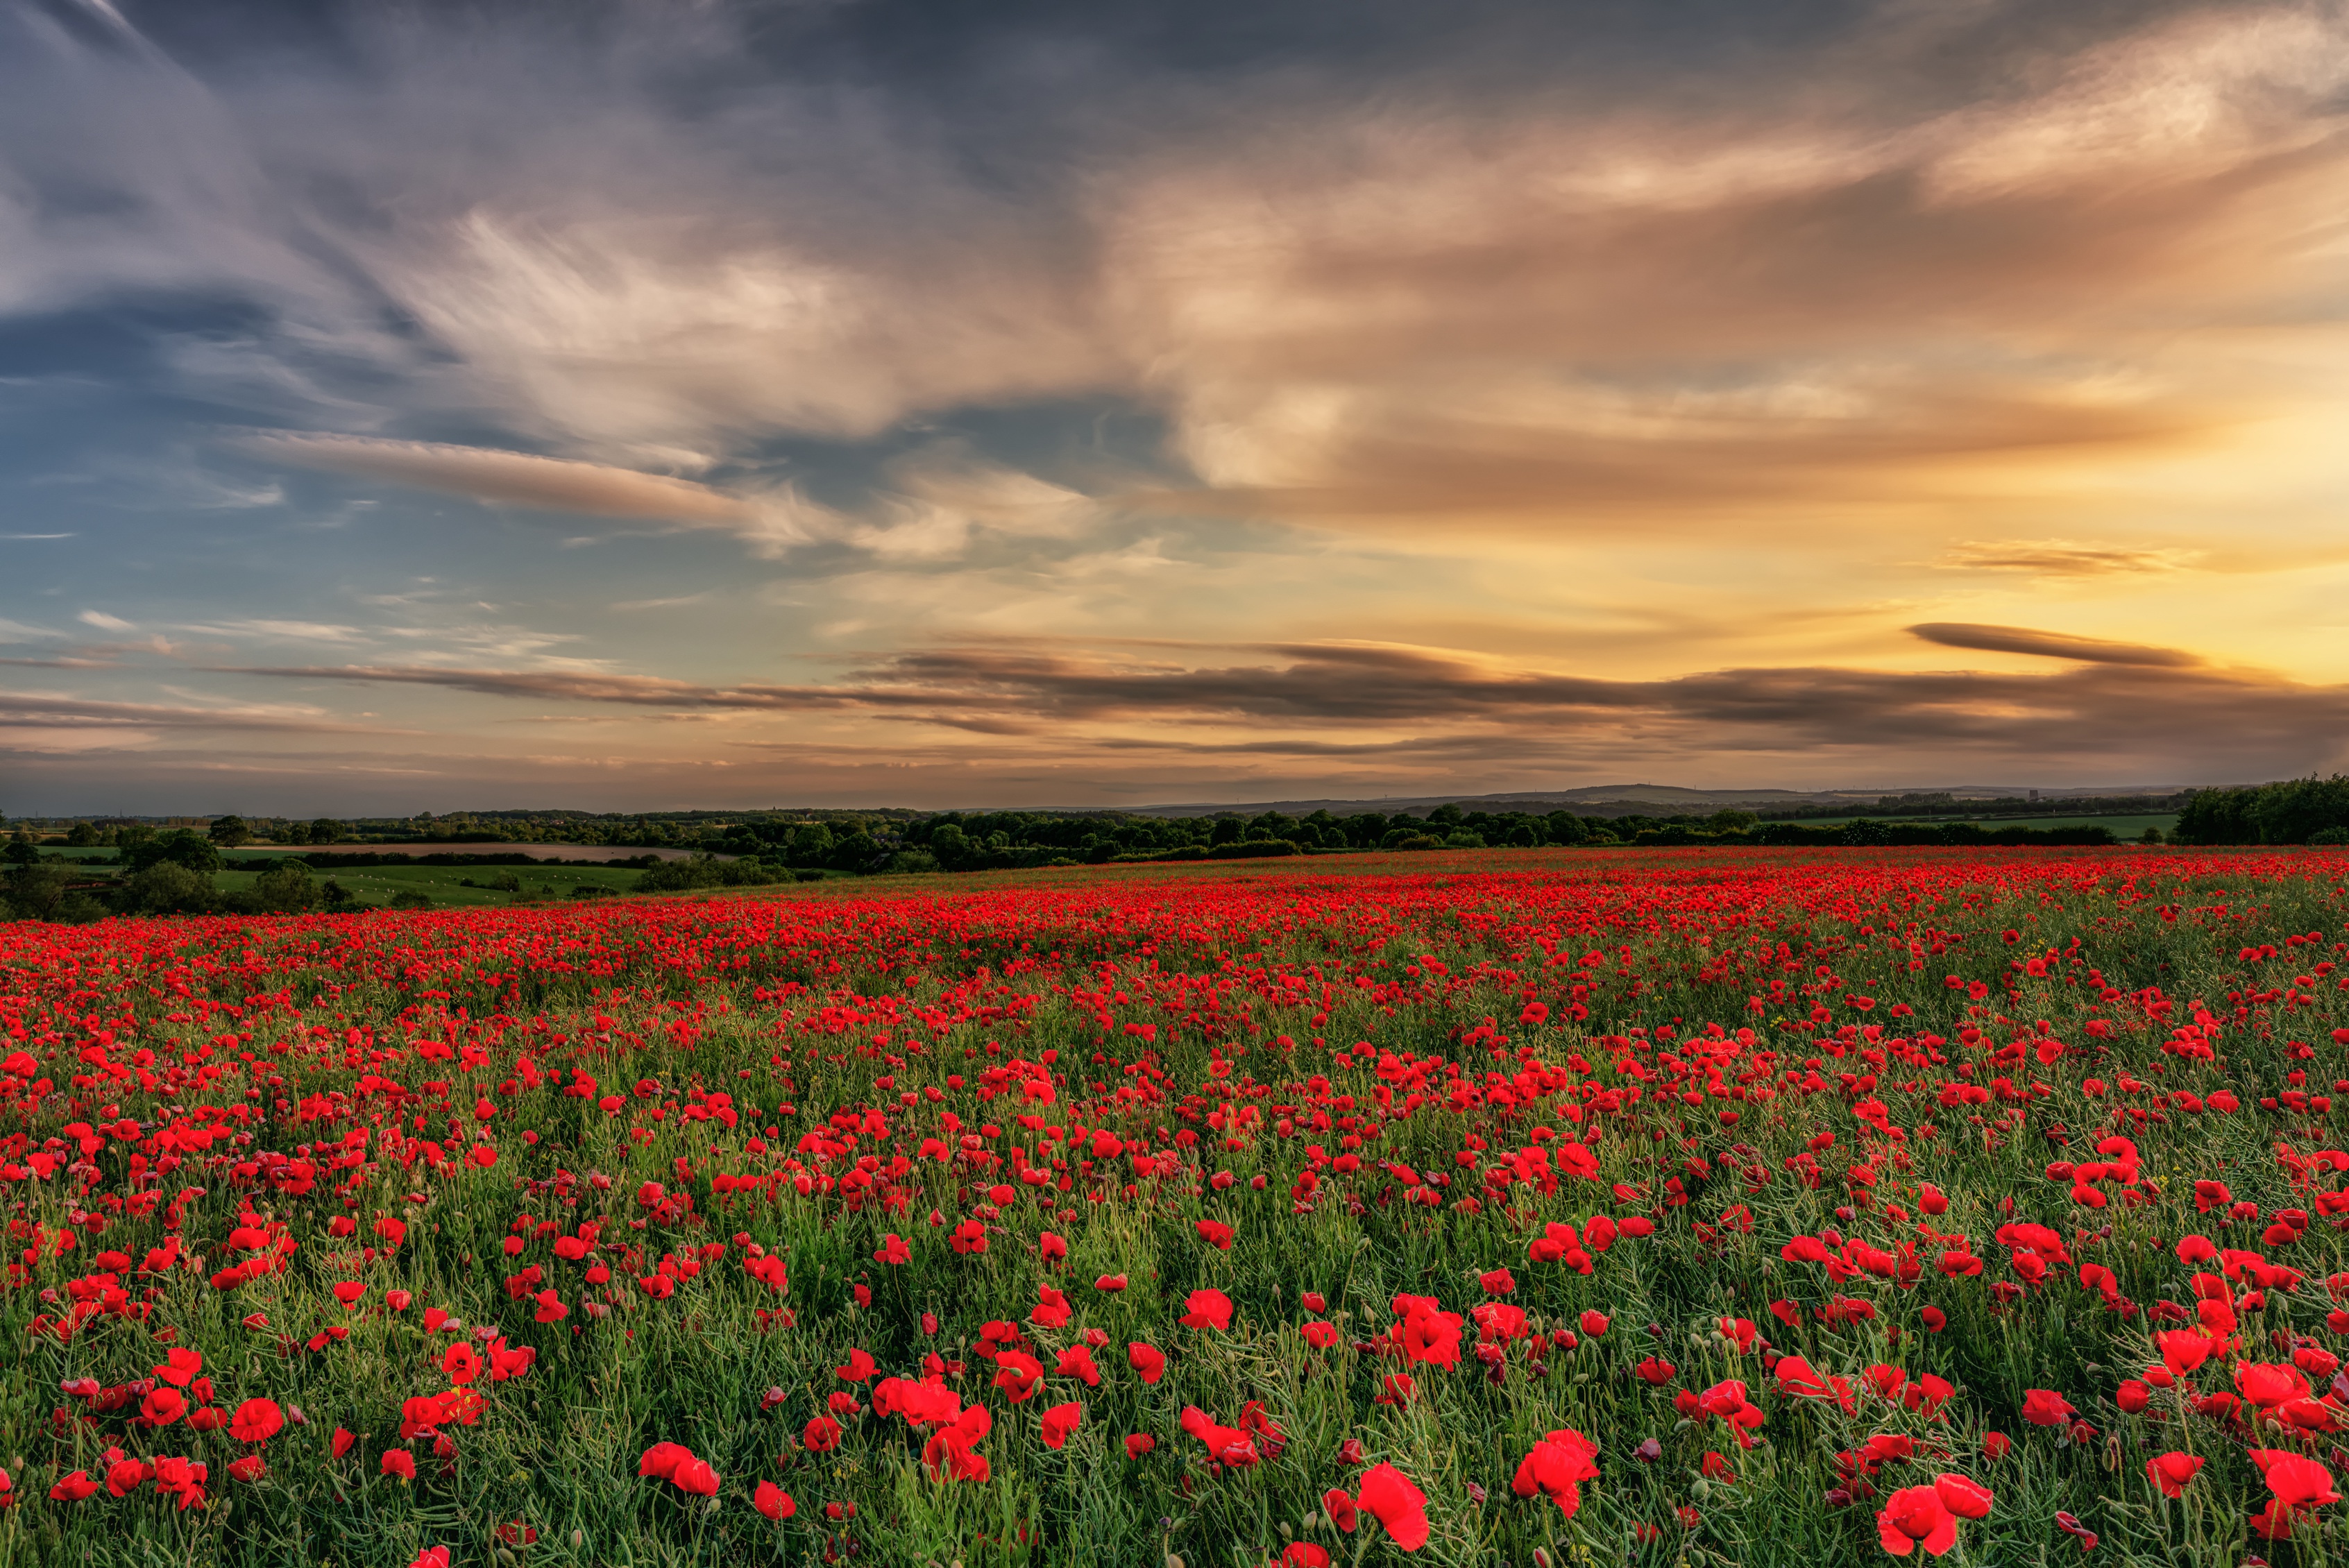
6, 846, 2349, 1567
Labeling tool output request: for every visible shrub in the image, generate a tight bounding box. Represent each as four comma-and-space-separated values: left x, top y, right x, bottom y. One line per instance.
115, 861, 212, 915
386, 890, 433, 910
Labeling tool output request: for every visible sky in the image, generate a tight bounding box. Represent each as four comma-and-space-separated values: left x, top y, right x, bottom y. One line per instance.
3, 0, 2349, 817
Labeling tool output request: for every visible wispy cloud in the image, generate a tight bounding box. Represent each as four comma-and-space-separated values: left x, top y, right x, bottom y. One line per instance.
1934, 538, 2205, 575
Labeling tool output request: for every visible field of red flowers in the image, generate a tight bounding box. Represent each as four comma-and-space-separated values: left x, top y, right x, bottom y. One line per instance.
6, 845, 2349, 1567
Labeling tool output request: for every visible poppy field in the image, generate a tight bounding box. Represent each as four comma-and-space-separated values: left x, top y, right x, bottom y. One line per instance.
8, 846, 2349, 1567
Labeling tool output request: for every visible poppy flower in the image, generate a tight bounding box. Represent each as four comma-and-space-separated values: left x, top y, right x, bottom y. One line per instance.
1357, 1463, 1430, 1551
2146, 1452, 2203, 1498
153, 1348, 203, 1388
1283, 1546, 1331, 1567
1301, 1321, 1339, 1349
992, 1352, 1045, 1404
1480, 1268, 1516, 1295
1181, 1289, 1232, 1330
226, 1455, 266, 1483
1095, 1273, 1128, 1292
802, 1416, 844, 1451
443, 1343, 482, 1386
755, 1481, 795, 1520
837, 1349, 879, 1383
382, 1449, 417, 1481
1876, 1485, 1958, 1557
230, 1398, 284, 1444
1579, 1311, 1609, 1337
47, 1471, 97, 1502
1196, 1220, 1235, 1250
141, 1387, 187, 1428
2020, 1390, 2076, 1426
332, 1428, 357, 1460
1040, 1402, 1083, 1449
1055, 1344, 1102, 1386
670, 1457, 720, 1496
409, 1551, 450, 1568
874, 1234, 911, 1266
1125, 1433, 1155, 1459
1325, 1488, 1359, 1532
1513, 1429, 1601, 1518
1934, 1473, 1993, 1521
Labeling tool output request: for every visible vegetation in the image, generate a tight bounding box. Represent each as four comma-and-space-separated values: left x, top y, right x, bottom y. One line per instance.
6, 846, 2349, 1566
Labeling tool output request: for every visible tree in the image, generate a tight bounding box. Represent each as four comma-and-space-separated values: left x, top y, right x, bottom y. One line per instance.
307, 818, 348, 844
2, 837, 36, 867
787, 822, 834, 862
65, 821, 100, 847
252, 858, 322, 913
127, 831, 221, 876
1705, 808, 1760, 835
208, 815, 252, 848
116, 861, 211, 915
3, 863, 71, 920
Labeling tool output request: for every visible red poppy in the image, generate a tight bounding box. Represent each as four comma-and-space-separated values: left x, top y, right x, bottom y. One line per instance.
1357, 1463, 1430, 1551
1125, 1433, 1155, 1460
2019, 1390, 2076, 1426
47, 1471, 97, 1502
1301, 1321, 1339, 1349
2146, 1452, 2203, 1498
1129, 1343, 1167, 1383
1040, 1402, 1083, 1449
875, 1234, 911, 1266
754, 1481, 795, 1520
1876, 1485, 1957, 1557
230, 1398, 284, 1444
382, 1450, 417, 1481
802, 1415, 844, 1451
837, 1348, 879, 1383
1513, 1429, 1601, 1518
1181, 1289, 1232, 1331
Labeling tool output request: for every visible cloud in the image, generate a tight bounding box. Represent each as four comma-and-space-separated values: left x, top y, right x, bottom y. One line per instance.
1935, 538, 2205, 574
76, 610, 135, 631
1906, 622, 2204, 667
211, 633, 2349, 781
237, 432, 763, 526
0, 688, 397, 753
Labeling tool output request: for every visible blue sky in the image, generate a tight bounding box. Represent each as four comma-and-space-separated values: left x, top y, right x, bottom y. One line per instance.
6, 0, 2349, 815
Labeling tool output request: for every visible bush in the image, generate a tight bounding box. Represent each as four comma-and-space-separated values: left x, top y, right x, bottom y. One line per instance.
3, 864, 73, 921
886, 850, 940, 874
635, 854, 785, 893
1386, 833, 1443, 852
125, 830, 221, 876
251, 858, 322, 913
115, 861, 212, 915
1207, 839, 1300, 860
2312, 826, 2349, 846
387, 890, 433, 909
